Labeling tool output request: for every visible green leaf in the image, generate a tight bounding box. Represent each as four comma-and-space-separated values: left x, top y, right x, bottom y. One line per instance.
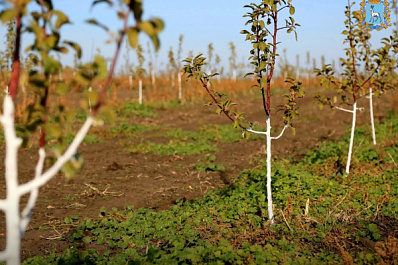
152, 18, 164, 33
130, 0, 143, 23
55, 83, 69, 95
289, 6, 295, 15
51, 10, 70, 29
44, 124, 62, 139
127, 27, 139, 48
85, 19, 109, 32
139, 21, 155, 35
258, 61, 267, 71
63, 41, 82, 59
44, 57, 61, 76
150, 34, 160, 52
260, 77, 266, 88
91, 0, 113, 9
0, 9, 17, 23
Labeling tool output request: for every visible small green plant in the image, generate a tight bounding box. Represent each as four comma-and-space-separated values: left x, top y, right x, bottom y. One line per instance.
194, 154, 225, 172
127, 139, 218, 156
118, 101, 157, 117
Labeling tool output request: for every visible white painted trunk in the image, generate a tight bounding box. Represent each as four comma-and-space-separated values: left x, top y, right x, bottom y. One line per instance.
0, 95, 96, 264
151, 69, 155, 85
128, 75, 133, 89
2, 96, 22, 265
345, 101, 357, 175
88, 87, 92, 113
178, 74, 182, 100
139, 79, 143, 105
369, 87, 377, 146
265, 116, 274, 225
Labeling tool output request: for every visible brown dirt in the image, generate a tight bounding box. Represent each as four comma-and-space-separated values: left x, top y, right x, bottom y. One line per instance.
0, 87, 396, 261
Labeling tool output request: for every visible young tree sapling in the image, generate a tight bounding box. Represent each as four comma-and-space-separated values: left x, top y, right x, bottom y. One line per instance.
183, 0, 302, 225
0, 1, 163, 264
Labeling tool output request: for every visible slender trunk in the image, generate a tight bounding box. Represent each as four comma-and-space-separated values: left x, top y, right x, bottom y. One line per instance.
346, 101, 357, 175
369, 86, 376, 146
129, 75, 133, 89
151, 69, 155, 86
138, 79, 143, 105
178, 74, 182, 100
3, 96, 22, 265
265, 116, 274, 225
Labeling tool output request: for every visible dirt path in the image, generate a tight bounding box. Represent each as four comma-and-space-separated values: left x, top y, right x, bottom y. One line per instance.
0, 88, 395, 261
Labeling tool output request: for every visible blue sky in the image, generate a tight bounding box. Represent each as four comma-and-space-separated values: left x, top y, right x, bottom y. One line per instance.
0, 0, 395, 75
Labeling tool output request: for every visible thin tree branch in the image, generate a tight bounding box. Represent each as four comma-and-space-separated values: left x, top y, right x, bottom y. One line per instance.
360, 70, 376, 87
276, 26, 290, 31
271, 125, 288, 140
18, 117, 95, 196
93, 8, 130, 115
246, 128, 267, 135
199, 78, 244, 127
334, 106, 354, 113
20, 148, 46, 234
277, 5, 289, 13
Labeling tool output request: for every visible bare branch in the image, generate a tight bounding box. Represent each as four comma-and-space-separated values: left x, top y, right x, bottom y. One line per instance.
246, 128, 267, 135
271, 125, 288, 140
18, 117, 95, 196
20, 148, 46, 233
277, 5, 289, 13
334, 106, 354, 113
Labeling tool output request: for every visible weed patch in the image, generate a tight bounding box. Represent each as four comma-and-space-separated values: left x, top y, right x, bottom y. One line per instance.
127, 139, 218, 156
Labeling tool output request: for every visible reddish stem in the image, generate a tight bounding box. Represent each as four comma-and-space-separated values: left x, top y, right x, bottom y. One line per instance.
8, 12, 22, 101
266, 9, 278, 116
200, 78, 246, 130
347, 1, 359, 102
92, 10, 130, 116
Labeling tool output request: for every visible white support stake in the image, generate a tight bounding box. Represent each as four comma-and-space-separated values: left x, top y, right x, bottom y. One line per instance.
129, 75, 133, 89
139, 79, 143, 105
178, 74, 182, 100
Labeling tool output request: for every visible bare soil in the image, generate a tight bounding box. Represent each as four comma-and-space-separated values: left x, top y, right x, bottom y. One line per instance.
0, 87, 396, 261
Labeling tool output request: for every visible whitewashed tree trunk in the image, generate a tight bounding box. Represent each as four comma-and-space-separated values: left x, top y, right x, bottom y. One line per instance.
246, 118, 288, 225
265, 116, 274, 225
88, 87, 93, 112
139, 79, 143, 105
232, 70, 237, 82
151, 69, 155, 86
178, 74, 182, 100
369, 87, 377, 146
345, 101, 357, 175
0, 95, 97, 265
128, 75, 133, 89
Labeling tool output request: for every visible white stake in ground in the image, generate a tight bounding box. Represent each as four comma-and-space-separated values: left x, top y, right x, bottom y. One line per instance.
139, 79, 143, 104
